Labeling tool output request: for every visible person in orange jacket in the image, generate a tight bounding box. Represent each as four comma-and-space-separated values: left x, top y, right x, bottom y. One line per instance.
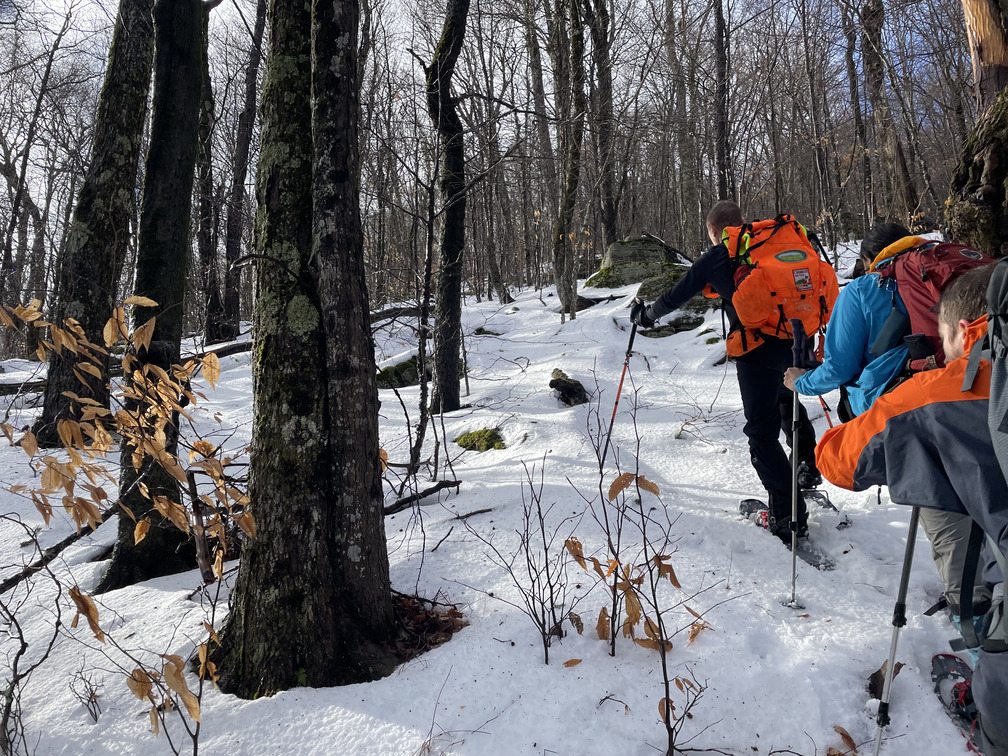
816, 265, 1008, 753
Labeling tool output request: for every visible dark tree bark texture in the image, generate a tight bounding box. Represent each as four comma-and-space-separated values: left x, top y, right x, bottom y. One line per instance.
32, 0, 155, 446
214, 0, 395, 696
99, 0, 203, 592
426, 0, 470, 413
947, 0, 1008, 255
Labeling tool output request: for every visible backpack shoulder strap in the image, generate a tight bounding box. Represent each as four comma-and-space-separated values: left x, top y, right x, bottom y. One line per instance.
962, 333, 990, 393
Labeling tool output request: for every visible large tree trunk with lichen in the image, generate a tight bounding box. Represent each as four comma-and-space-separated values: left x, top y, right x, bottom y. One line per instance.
946, 0, 1008, 255
32, 0, 154, 447
427, 0, 470, 413
214, 0, 395, 697
97, 0, 202, 593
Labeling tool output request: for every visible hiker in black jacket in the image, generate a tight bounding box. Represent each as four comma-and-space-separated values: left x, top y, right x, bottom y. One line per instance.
631, 200, 820, 544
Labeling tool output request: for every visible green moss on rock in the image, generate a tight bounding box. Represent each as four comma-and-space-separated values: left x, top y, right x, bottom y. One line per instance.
455, 428, 505, 452
376, 355, 430, 389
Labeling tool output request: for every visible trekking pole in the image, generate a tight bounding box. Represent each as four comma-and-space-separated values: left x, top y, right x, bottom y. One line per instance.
787, 319, 817, 607
872, 505, 921, 756
599, 319, 638, 474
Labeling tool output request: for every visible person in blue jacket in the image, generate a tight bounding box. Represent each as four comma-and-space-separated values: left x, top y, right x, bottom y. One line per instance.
784, 223, 918, 419
787, 223, 992, 640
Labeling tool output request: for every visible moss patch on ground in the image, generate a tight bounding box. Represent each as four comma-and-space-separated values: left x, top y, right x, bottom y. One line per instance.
454, 428, 505, 452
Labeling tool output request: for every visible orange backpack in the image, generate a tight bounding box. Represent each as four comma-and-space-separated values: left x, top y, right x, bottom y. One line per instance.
722, 215, 839, 355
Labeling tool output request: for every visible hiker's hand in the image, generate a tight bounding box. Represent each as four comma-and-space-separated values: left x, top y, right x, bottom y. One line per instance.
630, 300, 655, 329
784, 367, 808, 391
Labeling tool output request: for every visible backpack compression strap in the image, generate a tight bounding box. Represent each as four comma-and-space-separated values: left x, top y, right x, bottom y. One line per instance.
951, 521, 989, 651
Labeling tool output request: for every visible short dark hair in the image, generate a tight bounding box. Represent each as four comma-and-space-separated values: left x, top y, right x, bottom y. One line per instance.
938, 264, 997, 329
860, 222, 910, 263
706, 200, 743, 235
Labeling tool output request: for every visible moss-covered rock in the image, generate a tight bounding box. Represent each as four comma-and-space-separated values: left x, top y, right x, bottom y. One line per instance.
548, 368, 589, 406
454, 428, 505, 452
586, 236, 687, 289
376, 355, 429, 389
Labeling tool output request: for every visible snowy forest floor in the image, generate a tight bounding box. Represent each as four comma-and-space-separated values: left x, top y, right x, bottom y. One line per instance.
0, 242, 980, 755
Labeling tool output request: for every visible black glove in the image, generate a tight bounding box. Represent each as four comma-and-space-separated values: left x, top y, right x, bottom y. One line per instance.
630, 299, 655, 328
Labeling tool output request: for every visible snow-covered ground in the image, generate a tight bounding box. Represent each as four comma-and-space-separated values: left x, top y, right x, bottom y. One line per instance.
0, 243, 979, 755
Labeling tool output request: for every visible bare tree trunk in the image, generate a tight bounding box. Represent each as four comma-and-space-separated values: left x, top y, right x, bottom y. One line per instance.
583, 0, 620, 249
862, 0, 917, 221
32, 0, 154, 446
842, 3, 871, 231
524, 0, 558, 200
98, 0, 202, 593
713, 0, 731, 200
426, 0, 470, 414
216, 0, 267, 343
197, 2, 226, 343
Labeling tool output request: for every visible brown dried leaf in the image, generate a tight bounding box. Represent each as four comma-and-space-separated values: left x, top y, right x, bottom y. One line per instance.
643, 616, 660, 641
124, 295, 159, 307
19, 432, 37, 458
596, 606, 610, 641
562, 658, 582, 667
234, 512, 256, 539
149, 705, 159, 735
134, 518, 150, 545
133, 317, 156, 353
31, 492, 52, 526
567, 611, 583, 635
636, 475, 660, 497
0, 306, 14, 329
633, 635, 672, 652
622, 615, 636, 639
624, 588, 642, 627
590, 556, 607, 580
688, 620, 713, 644
658, 698, 675, 724
833, 725, 857, 754
653, 554, 682, 588
201, 353, 220, 389
162, 654, 200, 722
684, 604, 702, 620
0, 423, 13, 444
565, 537, 586, 570
379, 448, 388, 472
69, 585, 104, 643
203, 621, 219, 645
103, 316, 117, 347
608, 472, 635, 502
126, 668, 153, 702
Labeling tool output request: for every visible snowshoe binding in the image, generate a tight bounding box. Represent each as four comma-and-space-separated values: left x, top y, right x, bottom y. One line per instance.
739, 499, 836, 571
931, 653, 983, 752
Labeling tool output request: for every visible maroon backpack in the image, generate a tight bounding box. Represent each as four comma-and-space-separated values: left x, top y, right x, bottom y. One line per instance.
874, 240, 996, 367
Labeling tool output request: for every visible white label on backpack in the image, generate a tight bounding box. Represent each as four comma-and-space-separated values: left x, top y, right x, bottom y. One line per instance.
793, 268, 813, 291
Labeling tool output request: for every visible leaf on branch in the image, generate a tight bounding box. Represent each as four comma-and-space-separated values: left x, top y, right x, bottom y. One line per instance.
633, 636, 672, 652
134, 518, 150, 545
0, 306, 14, 329
162, 654, 201, 722
596, 606, 610, 641
658, 697, 675, 724
126, 668, 154, 702
563, 658, 582, 667
643, 616, 660, 641
201, 353, 220, 389
637, 475, 660, 496
608, 472, 635, 501
203, 621, 219, 644
124, 295, 159, 308
35, 342, 46, 362
568, 611, 583, 635
103, 316, 117, 347
622, 615, 636, 639
31, 492, 52, 526
684, 604, 702, 620
564, 537, 587, 570
19, 431, 38, 458
149, 705, 159, 735
624, 589, 642, 627
833, 725, 857, 754
189, 439, 217, 461
132, 317, 156, 353
652, 554, 681, 588
234, 512, 256, 539
69, 585, 104, 643
379, 448, 388, 472
0, 423, 13, 444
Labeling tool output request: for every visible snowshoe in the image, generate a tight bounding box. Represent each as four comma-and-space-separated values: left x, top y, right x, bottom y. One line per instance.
931, 653, 983, 752
801, 488, 853, 530
739, 499, 836, 571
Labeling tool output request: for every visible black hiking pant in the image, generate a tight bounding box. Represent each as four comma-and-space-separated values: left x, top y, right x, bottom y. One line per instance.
734, 336, 819, 533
